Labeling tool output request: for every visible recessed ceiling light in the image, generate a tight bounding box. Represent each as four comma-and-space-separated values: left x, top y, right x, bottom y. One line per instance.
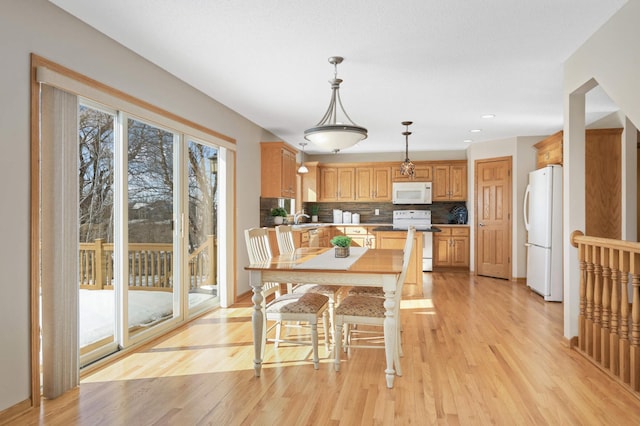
470, 129, 482, 133
481, 114, 495, 119
463, 139, 473, 143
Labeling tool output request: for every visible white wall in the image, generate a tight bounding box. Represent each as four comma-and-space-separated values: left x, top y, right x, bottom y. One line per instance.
466, 137, 541, 277
0, 0, 266, 411
563, 0, 640, 339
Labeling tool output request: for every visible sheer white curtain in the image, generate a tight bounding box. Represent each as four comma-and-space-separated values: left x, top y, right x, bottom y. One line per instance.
40, 84, 79, 398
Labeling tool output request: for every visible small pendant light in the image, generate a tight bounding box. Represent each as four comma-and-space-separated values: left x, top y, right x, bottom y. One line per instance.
400, 121, 415, 179
298, 142, 309, 174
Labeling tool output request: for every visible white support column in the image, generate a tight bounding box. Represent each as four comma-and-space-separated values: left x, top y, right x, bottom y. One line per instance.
563, 89, 587, 339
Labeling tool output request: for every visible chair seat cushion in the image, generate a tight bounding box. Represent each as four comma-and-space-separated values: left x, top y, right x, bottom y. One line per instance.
266, 292, 328, 314
293, 283, 340, 297
347, 286, 384, 297
335, 295, 385, 318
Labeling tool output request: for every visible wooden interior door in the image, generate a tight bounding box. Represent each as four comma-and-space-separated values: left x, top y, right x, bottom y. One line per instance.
475, 157, 512, 279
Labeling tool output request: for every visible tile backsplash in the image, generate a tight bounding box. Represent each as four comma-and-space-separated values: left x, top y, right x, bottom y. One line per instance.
260, 198, 468, 226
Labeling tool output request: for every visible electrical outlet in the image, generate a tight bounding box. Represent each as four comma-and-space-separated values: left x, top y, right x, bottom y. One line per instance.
375, 209, 380, 215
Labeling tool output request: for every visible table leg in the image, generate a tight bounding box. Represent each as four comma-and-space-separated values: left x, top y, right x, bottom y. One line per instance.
250, 270, 265, 377
383, 277, 397, 389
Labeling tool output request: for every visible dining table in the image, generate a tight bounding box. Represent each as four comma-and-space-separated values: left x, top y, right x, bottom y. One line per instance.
245, 246, 405, 388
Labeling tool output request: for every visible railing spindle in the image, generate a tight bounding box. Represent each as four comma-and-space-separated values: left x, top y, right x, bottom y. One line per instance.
593, 246, 603, 362
620, 252, 631, 384
585, 245, 595, 356
631, 253, 640, 390
601, 247, 611, 368
578, 239, 586, 352
610, 249, 621, 376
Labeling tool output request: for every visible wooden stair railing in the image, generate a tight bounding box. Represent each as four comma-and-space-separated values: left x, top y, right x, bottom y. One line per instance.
570, 230, 640, 396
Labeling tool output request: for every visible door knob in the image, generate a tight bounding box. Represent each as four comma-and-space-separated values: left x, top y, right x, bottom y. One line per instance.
478, 223, 485, 227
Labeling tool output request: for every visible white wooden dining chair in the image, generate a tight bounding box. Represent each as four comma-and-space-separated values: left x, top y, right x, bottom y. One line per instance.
275, 225, 343, 345
333, 226, 416, 375
244, 227, 282, 299
245, 227, 330, 368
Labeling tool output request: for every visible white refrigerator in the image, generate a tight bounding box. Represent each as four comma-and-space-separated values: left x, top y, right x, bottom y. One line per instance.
523, 164, 563, 302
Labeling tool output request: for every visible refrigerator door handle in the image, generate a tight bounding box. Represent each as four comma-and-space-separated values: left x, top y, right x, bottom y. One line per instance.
523, 184, 531, 231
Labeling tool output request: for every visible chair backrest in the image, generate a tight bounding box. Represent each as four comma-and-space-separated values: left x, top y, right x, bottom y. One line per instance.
275, 225, 296, 255
244, 227, 282, 298
394, 226, 416, 305
244, 227, 272, 264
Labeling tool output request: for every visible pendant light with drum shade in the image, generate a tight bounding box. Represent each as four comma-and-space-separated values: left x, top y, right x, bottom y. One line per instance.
297, 142, 309, 174
400, 121, 416, 179
304, 56, 367, 152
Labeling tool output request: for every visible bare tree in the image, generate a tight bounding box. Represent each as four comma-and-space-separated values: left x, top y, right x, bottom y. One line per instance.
78, 106, 114, 243
78, 107, 218, 248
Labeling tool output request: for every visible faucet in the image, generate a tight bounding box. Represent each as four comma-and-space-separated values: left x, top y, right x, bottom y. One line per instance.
294, 211, 310, 224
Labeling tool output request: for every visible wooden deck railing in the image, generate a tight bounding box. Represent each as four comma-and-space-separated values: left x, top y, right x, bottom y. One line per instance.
570, 230, 640, 396
79, 236, 217, 292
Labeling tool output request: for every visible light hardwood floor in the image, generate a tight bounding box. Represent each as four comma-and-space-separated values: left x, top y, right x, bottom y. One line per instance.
7, 271, 640, 425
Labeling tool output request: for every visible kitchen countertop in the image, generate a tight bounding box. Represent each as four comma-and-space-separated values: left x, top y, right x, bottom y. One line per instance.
372, 226, 442, 233
272, 222, 468, 229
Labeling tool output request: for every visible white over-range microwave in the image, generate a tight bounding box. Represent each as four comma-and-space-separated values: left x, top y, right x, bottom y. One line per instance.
392, 182, 433, 204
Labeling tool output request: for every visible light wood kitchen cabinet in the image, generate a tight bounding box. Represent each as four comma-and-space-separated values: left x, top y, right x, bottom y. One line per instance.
261, 142, 297, 198
319, 166, 355, 201
433, 226, 469, 268
433, 161, 467, 201
267, 226, 333, 255
355, 166, 392, 201
316, 226, 333, 247
334, 225, 376, 248
375, 230, 423, 286
392, 162, 433, 182
300, 161, 320, 202
534, 131, 563, 169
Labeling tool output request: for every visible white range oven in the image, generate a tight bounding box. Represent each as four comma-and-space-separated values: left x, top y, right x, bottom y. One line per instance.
392, 210, 433, 272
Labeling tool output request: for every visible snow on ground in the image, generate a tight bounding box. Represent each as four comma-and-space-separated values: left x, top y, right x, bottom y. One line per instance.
79, 289, 212, 347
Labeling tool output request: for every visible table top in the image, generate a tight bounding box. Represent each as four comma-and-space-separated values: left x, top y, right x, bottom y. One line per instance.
245, 247, 404, 275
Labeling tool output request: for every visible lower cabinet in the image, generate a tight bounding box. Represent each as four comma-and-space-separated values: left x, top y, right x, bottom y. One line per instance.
267, 227, 332, 254
334, 226, 376, 248
433, 226, 469, 268
375, 230, 423, 287
307, 227, 333, 247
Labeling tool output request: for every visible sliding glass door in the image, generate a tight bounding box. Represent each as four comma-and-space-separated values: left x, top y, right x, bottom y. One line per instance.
78, 102, 118, 364
186, 140, 219, 312
77, 101, 222, 367
126, 118, 178, 339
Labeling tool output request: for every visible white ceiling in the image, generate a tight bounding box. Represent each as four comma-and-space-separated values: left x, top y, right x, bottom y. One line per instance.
50, 0, 626, 154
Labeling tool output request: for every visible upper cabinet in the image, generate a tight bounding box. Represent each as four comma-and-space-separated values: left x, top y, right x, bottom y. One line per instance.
319, 166, 356, 201
261, 142, 298, 198
319, 164, 392, 202
355, 166, 392, 201
392, 162, 433, 182
432, 161, 467, 201
534, 131, 563, 169
294, 159, 467, 202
